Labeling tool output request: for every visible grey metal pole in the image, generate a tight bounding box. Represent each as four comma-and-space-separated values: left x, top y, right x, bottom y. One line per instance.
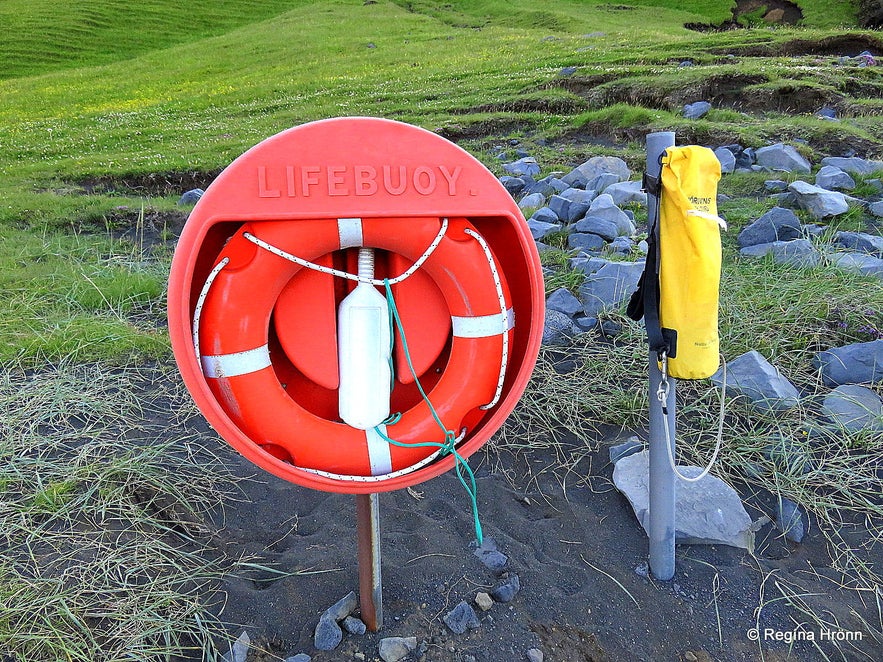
646, 131, 677, 581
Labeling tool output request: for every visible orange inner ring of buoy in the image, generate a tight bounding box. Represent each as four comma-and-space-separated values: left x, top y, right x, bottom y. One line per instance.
196, 216, 513, 478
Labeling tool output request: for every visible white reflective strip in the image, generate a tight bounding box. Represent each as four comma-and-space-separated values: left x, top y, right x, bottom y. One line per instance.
451, 308, 515, 338
201, 345, 271, 378
338, 217, 363, 249
366, 424, 393, 476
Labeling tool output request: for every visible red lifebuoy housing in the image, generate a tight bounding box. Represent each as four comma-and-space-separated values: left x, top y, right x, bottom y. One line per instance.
195, 216, 513, 480
168, 117, 545, 494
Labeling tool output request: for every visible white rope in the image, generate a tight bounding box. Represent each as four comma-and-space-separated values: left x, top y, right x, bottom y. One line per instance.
242, 217, 449, 286
659, 354, 727, 482
191, 257, 229, 364
464, 228, 510, 410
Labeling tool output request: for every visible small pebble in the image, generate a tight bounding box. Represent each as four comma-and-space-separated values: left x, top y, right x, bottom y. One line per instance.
343, 615, 367, 635
314, 614, 343, 651
475, 592, 494, 611
491, 573, 521, 603
685, 652, 698, 662
527, 648, 544, 662
285, 655, 311, 662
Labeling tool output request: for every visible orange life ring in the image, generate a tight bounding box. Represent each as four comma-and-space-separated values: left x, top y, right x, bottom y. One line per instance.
195, 216, 513, 479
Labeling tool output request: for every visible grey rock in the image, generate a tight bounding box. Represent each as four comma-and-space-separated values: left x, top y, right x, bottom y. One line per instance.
578, 260, 645, 317
559, 66, 578, 76
503, 157, 540, 177
284, 655, 312, 662
313, 614, 342, 651
767, 192, 798, 207
500, 176, 526, 196
868, 179, 883, 193
573, 217, 620, 242
714, 147, 736, 174
178, 188, 204, 206
822, 384, 883, 431
562, 156, 631, 187
379, 637, 418, 662
775, 498, 806, 543
736, 147, 755, 169
834, 231, 883, 257
739, 239, 821, 267
546, 287, 583, 317
524, 178, 557, 199
710, 350, 800, 411
443, 601, 481, 634
527, 648, 545, 662
568, 232, 606, 253
531, 206, 560, 224
491, 574, 521, 603
820, 156, 883, 176
473, 536, 508, 571
870, 200, 883, 218
547, 195, 572, 222
683, 101, 712, 119
737, 207, 802, 247
221, 631, 250, 662
817, 106, 837, 119
678, 60, 694, 67
815, 165, 855, 191
574, 316, 598, 331
542, 309, 577, 346
518, 192, 546, 210
527, 218, 562, 241
612, 450, 753, 549
604, 180, 647, 206
585, 193, 635, 235
609, 436, 644, 464
599, 319, 623, 337
565, 201, 591, 223
342, 616, 367, 636
813, 340, 883, 386
826, 251, 883, 278
560, 187, 598, 205
569, 255, 609, 276
756, 143, 811, 173
607, 236, 634, 256
764, 180, 788, 192
787, 180, 849, 218
586, 172, 622, 194
324, 591, 357, 621
545, 176, 570, 193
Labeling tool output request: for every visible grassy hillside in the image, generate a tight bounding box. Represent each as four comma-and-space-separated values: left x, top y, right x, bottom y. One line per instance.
0, 0, 307, 79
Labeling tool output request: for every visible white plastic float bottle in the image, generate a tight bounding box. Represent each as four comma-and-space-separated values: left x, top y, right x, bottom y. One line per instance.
337, 248, 393, 430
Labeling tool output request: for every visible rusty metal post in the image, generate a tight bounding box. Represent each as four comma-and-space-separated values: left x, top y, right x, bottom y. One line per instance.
356, 493, 383, 631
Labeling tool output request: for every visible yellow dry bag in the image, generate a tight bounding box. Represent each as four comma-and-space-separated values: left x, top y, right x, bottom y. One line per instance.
628, 145, 723, 380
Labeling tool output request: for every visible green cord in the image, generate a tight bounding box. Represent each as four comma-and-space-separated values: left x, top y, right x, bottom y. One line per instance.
375, 279, 484, 544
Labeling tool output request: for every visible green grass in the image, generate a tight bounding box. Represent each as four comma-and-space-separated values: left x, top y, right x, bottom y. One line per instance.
0, 363, 235, 661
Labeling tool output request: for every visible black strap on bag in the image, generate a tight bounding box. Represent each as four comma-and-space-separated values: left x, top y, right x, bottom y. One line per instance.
627, 169, 677, 358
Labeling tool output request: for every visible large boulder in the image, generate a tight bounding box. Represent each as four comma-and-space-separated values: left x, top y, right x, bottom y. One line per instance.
813, 340, 883, 386
820, 156, 883, 176
822, 384, 883, 432
578, 260, 645, 317
739, 239, 821, 267
710, 350, 800, 411
815, 165, 856, 191
562, 156, 631, 187
612, 450, 753, 549
756, 143, 811, 173
788, 180, 850, 218
737, 207, 802, 247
